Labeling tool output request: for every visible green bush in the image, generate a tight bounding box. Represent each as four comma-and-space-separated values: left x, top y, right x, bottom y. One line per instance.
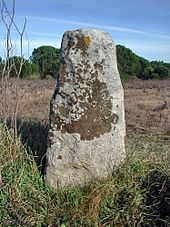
0, 56, 40, 79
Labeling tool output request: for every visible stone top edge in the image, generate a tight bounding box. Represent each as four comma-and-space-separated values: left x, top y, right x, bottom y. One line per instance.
63, 28, 112, 36
62, 28, 114, 45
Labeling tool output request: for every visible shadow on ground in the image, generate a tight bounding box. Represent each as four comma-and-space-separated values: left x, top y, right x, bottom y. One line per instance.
17, 119, 49, 174
142, 170, 170, 227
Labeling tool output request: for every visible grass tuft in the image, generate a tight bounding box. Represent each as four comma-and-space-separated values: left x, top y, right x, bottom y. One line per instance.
0, 124, 170, 226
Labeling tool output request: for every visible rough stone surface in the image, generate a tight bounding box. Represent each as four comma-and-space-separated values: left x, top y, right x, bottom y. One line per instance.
45, 28, 126, 189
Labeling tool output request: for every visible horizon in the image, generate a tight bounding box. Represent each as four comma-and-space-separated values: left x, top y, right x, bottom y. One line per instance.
0, 0, 170, 63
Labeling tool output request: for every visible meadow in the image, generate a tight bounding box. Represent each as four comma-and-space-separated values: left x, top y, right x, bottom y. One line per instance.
0, 79, 170, 226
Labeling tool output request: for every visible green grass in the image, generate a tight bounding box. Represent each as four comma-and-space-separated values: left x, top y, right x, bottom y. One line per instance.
0, 123, 170, 226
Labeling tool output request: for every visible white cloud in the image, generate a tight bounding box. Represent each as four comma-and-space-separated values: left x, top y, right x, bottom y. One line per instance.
118, 40, 170, 53
28, 16, 170, 39
28, 31, 62, 38
1, 15, 170, 62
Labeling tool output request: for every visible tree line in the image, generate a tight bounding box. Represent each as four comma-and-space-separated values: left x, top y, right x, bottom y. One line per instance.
116, 45, 170, 80
0, 45, 170, 80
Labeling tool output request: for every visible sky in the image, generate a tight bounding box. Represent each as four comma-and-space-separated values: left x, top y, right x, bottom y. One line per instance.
0, 0, 170, 62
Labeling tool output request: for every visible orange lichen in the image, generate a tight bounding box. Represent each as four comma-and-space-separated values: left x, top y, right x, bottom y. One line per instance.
83, 36, 91, 46
71, 35, 91, 56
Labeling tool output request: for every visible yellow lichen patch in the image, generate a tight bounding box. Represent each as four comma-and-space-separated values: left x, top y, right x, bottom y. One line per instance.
83, 36, 91, 46
74, 35, 91, 56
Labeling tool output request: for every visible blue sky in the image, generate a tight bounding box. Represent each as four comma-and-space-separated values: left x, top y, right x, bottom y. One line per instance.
1, 0, 170, 62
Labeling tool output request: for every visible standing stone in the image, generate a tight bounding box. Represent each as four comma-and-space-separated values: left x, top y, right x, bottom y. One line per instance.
45, 28, 126, 189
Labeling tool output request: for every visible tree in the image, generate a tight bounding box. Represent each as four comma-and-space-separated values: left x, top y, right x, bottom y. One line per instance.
155, 65, 169, 79
151, 61, 170, 79
6, 56, 39, 78
30, 46, 60, 79
116, 45, 170, 80
116, 45, 150, 79
141, 66, 154, 80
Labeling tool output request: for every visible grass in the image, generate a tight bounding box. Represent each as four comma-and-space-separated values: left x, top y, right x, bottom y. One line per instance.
0, 78, 169, 226
0, 122, 170, 226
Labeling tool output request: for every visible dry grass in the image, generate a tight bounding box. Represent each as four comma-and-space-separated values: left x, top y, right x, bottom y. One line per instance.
0, 78, 170, 226
0, 79, 55, 122
0, 78, 169, 136
124, 80, 170, 135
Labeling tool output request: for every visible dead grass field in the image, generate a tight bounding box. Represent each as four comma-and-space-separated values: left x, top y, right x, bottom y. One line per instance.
0, 79, 170, 136
1, 79, 170, 226
124, 80, 170, 135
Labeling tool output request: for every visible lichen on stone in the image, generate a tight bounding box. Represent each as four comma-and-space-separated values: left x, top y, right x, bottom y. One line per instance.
50, 58, 118, 141
71, 35, 91, 56
83, 36, 91, 46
